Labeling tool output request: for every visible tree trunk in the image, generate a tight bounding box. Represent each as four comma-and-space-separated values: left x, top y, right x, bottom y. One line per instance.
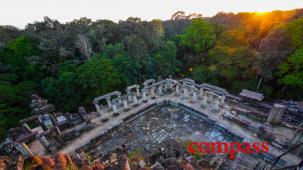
257, 75, 263, 90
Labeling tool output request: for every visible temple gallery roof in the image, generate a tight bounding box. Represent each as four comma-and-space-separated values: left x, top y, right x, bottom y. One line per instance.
239, 89, 264, 101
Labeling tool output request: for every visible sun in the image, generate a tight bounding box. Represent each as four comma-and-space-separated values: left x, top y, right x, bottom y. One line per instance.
255, 11, 268, 16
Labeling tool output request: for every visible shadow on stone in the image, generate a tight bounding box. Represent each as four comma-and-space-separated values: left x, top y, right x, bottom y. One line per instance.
101, 118, 109, 123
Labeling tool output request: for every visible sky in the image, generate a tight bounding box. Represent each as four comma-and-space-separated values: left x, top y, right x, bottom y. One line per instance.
1, 0, 303, 28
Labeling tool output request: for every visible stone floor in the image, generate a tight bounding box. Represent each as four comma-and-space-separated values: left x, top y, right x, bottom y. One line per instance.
93, 105, 242, 155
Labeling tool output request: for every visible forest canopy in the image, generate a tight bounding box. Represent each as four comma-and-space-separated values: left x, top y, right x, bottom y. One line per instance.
1, 9, 303, 140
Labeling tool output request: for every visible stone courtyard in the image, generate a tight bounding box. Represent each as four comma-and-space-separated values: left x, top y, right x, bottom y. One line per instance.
92, 105, 242, 155
1, 78, 303, 169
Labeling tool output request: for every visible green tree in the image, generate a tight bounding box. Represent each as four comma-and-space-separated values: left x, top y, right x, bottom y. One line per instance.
180, 18, 216, 56
285, 18, 303, 48
208, 46, 256, 84
3, 36, 41, 80
256, 28, 293, 88
77, 57, 123, 104
102, 43, 125, 58
124, 35, 154, 83
190, 66, 212, 84
112, 55, 140, 85
153, 41, 181, 77
0, 78, 36, 139
41, 72, 80, 111
277, 48, 303, 87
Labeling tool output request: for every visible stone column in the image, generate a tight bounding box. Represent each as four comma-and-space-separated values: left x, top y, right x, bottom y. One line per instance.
158, 85, 163, 96
123, 100, 129, 111
165, 81, 169, 89
214, 99, 220, 110
220, 96, 225, 104
183, 88, 188, 98
112, 104, 119, 116
151, 87, 156, 99
136, 88, 140, 97
175, 85, 180, 96
202, 95, 208, 106
94, 103, 102, 115
128, 94, 132, 102
169, 81, 173, 89
134, 95, 139, 106
143, 92, 148, 103
208, 94, 213, 103
106, 98, 112, 108
199, 88, 204, 99
192, 92, 197, 103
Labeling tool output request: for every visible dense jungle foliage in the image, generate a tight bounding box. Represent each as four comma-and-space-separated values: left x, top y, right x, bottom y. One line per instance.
1, 9, 303, 139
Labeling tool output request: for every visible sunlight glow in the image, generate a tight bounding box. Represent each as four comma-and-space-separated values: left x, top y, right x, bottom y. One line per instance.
255, 11, 268, 16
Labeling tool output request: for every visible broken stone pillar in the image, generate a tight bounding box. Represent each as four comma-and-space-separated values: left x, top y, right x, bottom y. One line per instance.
133, 95, 139, 106
267, 103, 286, 125
123, 100, 129, 111
158, 85, 163, 96
175, 85, 180, 96
143, 92, 148, 103
112, 104, 119, 116
220, 96, 225, 104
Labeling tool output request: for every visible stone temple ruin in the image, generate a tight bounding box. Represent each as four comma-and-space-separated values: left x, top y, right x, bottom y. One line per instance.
0, 78, 303, 169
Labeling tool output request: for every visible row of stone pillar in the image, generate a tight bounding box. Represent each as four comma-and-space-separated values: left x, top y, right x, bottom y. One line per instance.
180, 86, 226, 109
121, 82, 174, 112
96, 80, 228, 117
